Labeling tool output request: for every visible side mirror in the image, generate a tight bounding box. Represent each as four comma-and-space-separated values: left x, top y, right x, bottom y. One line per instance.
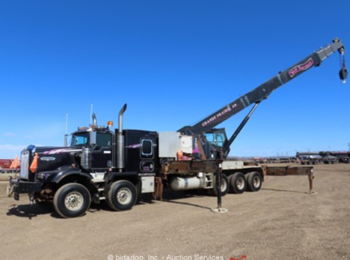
90, 132, 96, 145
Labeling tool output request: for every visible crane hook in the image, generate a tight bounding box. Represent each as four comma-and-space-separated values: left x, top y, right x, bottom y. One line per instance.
339, 54, 347, 84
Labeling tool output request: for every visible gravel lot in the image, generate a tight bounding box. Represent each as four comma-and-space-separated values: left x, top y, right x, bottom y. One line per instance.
1, 163, 349, 260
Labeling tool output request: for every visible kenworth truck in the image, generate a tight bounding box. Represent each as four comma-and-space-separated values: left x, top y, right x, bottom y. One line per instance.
10, 38, 347, 218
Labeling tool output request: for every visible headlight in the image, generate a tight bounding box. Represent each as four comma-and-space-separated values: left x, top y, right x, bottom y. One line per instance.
20, 150, 30, 179
36, 172, 54, 180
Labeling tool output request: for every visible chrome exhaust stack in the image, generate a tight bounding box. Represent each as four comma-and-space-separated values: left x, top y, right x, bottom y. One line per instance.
116, 104, 127, 172
91, 113, 97, 127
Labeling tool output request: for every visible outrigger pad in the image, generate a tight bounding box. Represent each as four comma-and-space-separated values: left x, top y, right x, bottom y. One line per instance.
211, 207, 228, 213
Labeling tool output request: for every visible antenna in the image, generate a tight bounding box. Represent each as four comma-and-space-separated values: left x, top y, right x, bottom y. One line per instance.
64, 113, 69, 146
90, 103, 93, 125
65, 113, 68, 135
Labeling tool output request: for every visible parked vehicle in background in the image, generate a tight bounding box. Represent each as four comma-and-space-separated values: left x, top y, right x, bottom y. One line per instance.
0, 159, 13, 169
322, 155, 339, 164
299, 155, 323, 165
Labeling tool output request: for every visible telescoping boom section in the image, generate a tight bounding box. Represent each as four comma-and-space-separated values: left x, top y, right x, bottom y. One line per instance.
178, 38, 347, 143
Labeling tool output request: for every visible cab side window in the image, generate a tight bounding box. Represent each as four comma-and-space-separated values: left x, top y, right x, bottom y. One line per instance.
141, 139, 153, 159
96, 133, 112, 147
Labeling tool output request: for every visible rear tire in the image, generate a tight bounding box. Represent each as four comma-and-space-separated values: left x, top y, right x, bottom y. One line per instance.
53, 183, 91, 218
246, 171, 262, 192
227, 175, 234, 193
210, 174, 229, 196
230, 172, 246, 194
106, 180, 137, 211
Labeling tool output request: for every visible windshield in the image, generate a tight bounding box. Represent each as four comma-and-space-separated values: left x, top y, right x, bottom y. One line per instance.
70, 133, 89, 146
204, 129, 227, 148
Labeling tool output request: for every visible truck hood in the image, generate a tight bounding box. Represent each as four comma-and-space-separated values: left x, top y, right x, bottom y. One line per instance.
26, 145, 83, 173
32, 146, 83, 155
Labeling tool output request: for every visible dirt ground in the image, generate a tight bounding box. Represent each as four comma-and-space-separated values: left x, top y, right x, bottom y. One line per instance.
0, 163, 349, 260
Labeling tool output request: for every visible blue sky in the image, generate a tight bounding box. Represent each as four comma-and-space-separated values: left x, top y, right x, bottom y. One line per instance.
0, 0, 349, 159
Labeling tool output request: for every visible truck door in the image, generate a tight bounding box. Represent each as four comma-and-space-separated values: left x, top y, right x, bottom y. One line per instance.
91, 132, 112, 170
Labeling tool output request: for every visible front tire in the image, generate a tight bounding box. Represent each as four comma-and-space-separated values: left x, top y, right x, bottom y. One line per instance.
53, 183, 91, 218
106, 180, 137, 211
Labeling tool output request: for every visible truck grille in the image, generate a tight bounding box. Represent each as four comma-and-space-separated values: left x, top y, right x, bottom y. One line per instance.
20, 150, 30, 179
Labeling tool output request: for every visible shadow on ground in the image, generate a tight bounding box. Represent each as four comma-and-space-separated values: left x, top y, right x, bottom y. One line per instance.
6, 189, 215, 218
261, 188, 311, 194
7, 203, 58, 219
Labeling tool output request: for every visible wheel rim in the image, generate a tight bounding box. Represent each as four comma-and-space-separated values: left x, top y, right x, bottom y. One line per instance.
237, 177, 245, 190
6, 184, 14, 197
64, 192, 84, 211
117, 187, 132, 205
253, 176, 261, 188
221, 179, 227, 192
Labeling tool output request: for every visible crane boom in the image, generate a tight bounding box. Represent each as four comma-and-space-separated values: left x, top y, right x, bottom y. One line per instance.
178, 38, 346, 136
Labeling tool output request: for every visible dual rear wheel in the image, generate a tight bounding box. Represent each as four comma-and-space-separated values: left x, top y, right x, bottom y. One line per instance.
246, 171, 263, 192
208, 171, 263, 196
228, 172, 246, 194
228, 171, 263, 194
209, 174, 229, 196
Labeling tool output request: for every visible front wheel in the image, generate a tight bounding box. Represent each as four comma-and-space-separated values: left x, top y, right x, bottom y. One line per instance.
53, 183, 91, 218
106, 180, 137, 211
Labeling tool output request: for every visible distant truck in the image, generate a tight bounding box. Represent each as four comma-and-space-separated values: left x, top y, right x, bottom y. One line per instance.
0, 159, 14, 173
321, 151, 348, 163
299, 155, 323, 165
322, 156, 338, 164
297, 153, 339, 164
0, 159, 13, 169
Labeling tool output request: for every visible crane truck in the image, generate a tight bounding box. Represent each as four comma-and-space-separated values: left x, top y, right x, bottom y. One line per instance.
9, 38, 347, 218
